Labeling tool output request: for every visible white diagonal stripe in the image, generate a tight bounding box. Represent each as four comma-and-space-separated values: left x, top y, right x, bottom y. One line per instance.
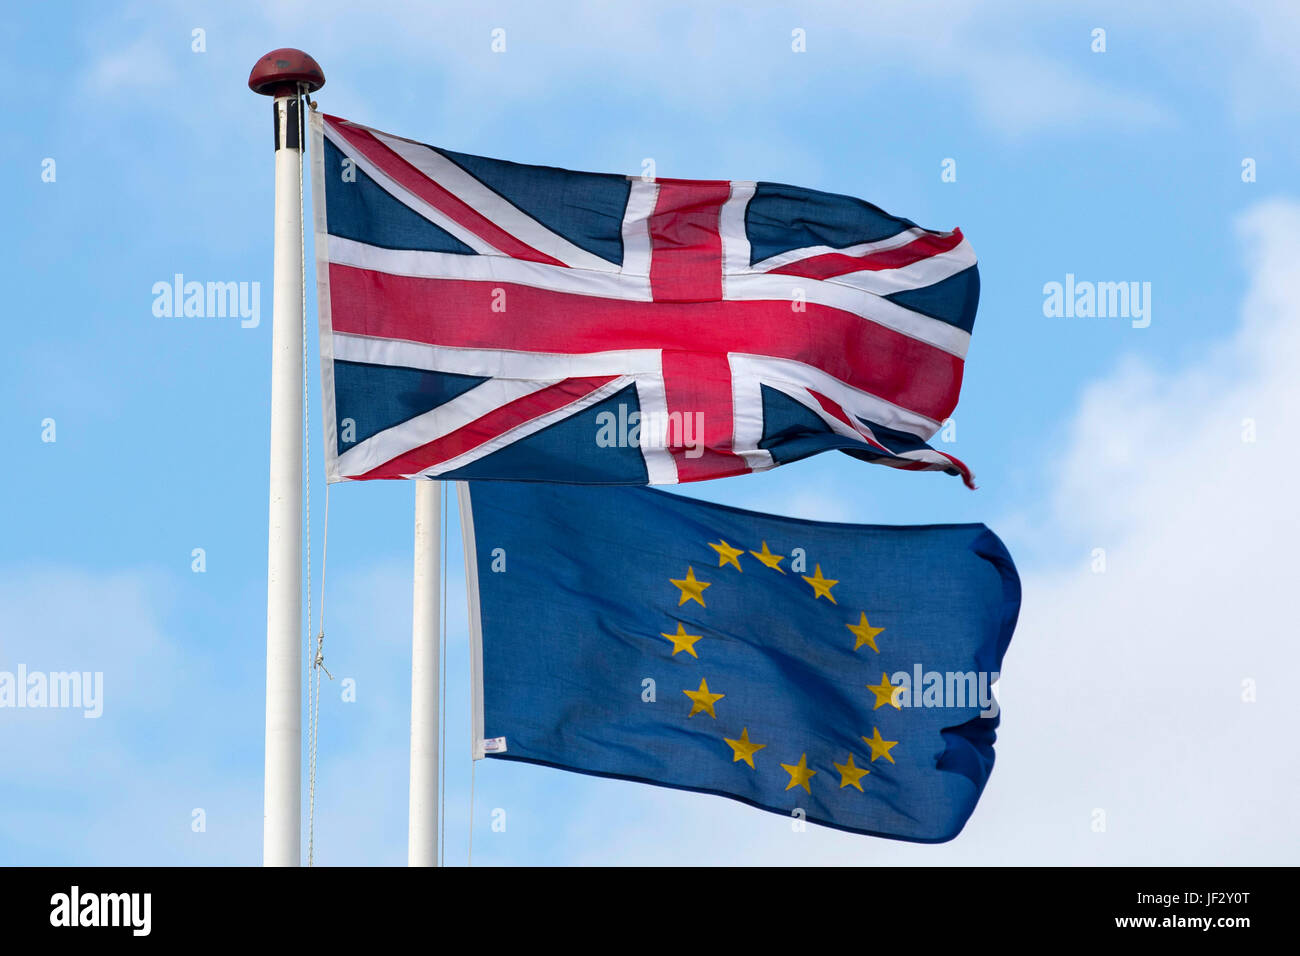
321, 120, 501, 256
725, 273, 971, 357
336, 376, 558, 477
369, 128, 621, 273
749, 226, 943, 273
417, 376, 635, 478
728, 353, 941, 436
753, 377, 959, 476
821, 238, 975, 297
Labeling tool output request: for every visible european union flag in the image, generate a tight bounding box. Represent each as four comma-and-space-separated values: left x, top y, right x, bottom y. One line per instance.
460, 482, 1021, 843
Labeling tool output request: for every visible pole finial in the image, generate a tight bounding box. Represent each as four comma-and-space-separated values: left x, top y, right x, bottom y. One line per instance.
248, 48, 325, 97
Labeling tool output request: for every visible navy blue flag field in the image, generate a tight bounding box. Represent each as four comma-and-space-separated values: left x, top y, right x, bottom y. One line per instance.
313, 112, 980, 488
460, 482, 1021, 843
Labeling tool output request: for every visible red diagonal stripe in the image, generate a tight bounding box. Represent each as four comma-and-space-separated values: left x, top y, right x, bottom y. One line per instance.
770, 229, 965, 281
806, 388, 890, 452
934, 450, 975, 489
324, 116, 567, 268
809, 387, 975, 488
356, 375, 617, 479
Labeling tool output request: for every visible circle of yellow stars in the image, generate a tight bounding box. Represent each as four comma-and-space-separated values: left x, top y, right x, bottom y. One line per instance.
656, 538, 902, 797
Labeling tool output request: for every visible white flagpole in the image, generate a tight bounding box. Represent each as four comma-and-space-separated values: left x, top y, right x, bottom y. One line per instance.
409, 480, 442, 866
249, 49, 325, 868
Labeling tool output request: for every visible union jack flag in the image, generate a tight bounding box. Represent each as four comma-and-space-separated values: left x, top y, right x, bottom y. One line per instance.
310, 112, 979, 486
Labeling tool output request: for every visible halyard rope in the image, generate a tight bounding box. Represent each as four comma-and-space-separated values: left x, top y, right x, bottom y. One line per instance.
440, 481, 448, 866
300, 89, 332, 868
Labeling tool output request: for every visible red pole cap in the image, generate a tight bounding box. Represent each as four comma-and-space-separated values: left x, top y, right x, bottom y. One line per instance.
248, 48, 325, 97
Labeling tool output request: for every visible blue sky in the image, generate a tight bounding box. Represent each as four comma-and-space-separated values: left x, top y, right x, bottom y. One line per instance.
2, 0, 1298, 865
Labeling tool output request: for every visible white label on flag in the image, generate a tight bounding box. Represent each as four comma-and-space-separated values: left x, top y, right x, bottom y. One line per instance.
483, 736, 508, 753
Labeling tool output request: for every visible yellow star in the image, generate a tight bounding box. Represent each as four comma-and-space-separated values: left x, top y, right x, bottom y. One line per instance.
862, 727, 898, 764
780, 753, 817, 793
723, 727, 766, 768
659, 622, 704, 658
866, 672, 903, 710
833, 753, 870, 791
846, 612, 884, 652
801, 564, 839, 603
748, 541, 786, 573
670, 566, 711, 607
709, 539, 745, 571
683, 678, 724, 718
